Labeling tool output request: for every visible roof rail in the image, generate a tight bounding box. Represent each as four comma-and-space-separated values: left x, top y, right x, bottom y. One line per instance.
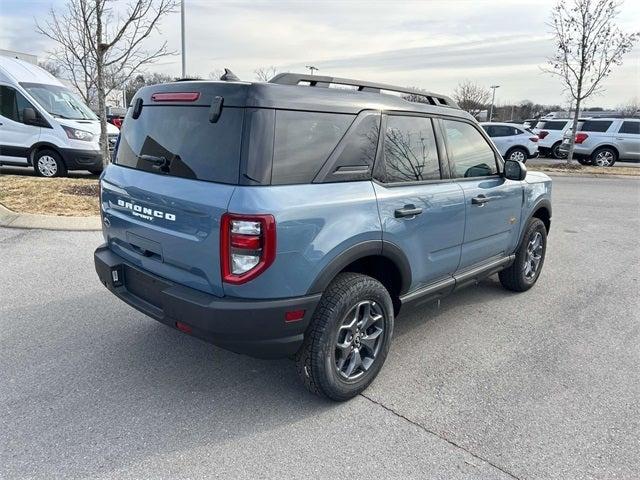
269, 73, 459, 109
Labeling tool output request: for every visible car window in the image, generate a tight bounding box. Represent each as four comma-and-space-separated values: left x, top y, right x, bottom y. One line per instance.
580, 120, 613, 132
618, 121, 640, 135
443, 119, 498, 178
272, 111, 354, 184
0, 85, 36, 123
489, 125, 516, 137
542, 121, 568, 130
380, 115, 440, 183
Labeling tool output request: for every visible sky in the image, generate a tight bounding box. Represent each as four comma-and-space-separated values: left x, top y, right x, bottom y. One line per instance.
1, 0, 639, 108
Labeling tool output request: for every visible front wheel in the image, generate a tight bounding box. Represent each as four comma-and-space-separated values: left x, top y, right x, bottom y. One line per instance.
295, 272, 394, 401
551, 142, 567, 159
34, 150, 67, 177
499, 218, 547, 292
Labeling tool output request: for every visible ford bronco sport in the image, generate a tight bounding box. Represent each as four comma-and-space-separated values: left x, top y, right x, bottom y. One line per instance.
94, 73, 552, 401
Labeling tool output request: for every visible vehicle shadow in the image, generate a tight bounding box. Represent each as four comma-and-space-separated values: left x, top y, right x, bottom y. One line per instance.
3, 275, 512, 478
0, 165, 98, 178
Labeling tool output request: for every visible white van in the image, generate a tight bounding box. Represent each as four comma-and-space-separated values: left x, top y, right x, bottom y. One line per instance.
0, 56, 119, 177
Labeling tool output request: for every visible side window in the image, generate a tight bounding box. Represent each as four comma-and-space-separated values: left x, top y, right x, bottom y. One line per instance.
271, 111, 354, 185
581, 120, 612, 132
619, 121, 640, 135
380, 115, 440, 183
442, 119, 498, 178
0, 86, 35, 123
492, 125, 515, 137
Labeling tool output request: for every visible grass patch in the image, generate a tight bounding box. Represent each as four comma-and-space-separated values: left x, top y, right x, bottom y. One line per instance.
532, 162, 640, 176
0, 174, 99, 216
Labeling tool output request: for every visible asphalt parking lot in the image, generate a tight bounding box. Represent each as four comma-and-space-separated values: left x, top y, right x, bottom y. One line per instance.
1, 175, 639, 479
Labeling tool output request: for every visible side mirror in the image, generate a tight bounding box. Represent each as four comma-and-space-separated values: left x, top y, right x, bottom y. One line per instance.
22, 108, 38, 125
504, 159, 527, 181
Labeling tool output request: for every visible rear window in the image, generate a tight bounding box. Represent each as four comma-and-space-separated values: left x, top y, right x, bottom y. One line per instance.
271, 111, 354, 184
115, 105, 243, 183
540, 121, 568, 130
580, 120, 613, 132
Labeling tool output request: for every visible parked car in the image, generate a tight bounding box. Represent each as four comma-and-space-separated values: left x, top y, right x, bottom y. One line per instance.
106, 106, 127, 129
481, 122, 538, 162
559, 118, 640, 166
94, 73, 552, 401
0, 56, 119, 176
534, 118, 574, 159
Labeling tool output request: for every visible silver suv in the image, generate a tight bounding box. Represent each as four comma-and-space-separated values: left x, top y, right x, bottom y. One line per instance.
559, 118, 640, 166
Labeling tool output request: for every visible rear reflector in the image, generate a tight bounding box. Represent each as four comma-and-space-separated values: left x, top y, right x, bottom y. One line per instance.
151, 92, 200, 102
175, 321, 193, 334
285, 310, 306, 322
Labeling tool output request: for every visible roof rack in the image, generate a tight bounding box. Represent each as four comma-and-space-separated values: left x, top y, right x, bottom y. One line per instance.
269, 73, 459, 109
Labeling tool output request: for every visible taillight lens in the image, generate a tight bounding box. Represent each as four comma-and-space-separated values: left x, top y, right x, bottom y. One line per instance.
575, 132, 589, 144
538, 130, 549, 139
221, 213, 276, 284
529, 136, 538, 142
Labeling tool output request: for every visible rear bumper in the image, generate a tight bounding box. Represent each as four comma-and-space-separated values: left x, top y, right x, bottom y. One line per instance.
94, 244, 321, 358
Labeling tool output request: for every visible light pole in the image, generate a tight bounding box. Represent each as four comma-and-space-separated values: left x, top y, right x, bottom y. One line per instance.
305, 65, 319, 75
489, 85, 500, 121
181, 0, 186, 78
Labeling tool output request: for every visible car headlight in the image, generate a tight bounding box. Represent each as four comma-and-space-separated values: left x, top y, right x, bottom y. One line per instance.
61, 125, 95, 142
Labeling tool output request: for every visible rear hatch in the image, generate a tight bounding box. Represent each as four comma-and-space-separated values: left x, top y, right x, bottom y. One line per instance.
100, 82, 249, 297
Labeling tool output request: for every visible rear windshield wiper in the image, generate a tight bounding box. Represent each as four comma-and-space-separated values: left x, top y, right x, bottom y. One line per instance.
138, 154, 170, 170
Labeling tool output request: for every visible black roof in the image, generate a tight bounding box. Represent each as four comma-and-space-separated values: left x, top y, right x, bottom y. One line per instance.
135, 73, 470, 119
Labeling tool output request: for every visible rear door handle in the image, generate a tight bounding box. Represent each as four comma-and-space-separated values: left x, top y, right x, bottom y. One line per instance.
472, 195, 491, 205
394, 204, 423, 218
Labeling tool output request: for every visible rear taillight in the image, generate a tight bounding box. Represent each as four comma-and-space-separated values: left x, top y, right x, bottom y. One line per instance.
221, 213, 276, 284
529, 136, 538, 142
538, 130, 549, 139
575, 132, 589, 144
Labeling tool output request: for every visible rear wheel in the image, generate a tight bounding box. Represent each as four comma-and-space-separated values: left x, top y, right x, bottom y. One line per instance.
507, 147, 528, 163
34, 150, 67, 177
551, 142, 567, 159
295, 272, 394, 401
499, 217, 547, 292
591, 147, 617, 167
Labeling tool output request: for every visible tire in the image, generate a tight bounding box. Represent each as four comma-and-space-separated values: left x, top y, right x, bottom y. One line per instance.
499, 217, 547, 292
295, 272, 394, 401
551, 142, 567, 159
34, 150, 67, 177
506, 147, 528, 163
591, 147, 617, 167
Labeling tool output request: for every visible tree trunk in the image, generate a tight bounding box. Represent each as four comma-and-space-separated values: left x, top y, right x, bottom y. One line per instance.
95, 1, 109, 168
565, 96, 582, 165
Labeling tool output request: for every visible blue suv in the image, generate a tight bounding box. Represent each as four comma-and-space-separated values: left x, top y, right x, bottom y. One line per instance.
94, 73, 552, 401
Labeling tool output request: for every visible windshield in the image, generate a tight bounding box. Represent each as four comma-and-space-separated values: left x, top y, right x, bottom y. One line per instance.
20, 82, 97, 120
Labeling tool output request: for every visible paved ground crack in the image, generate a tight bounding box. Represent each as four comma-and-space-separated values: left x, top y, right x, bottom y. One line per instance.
360, 392, 521, 480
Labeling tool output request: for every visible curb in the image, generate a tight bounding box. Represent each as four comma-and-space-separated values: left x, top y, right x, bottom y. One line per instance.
0, 202, 101, 231
539, 171, 640, 179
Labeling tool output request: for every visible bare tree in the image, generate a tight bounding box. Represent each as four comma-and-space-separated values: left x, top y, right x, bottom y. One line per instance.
452, 81, 491, 117
37, 0, 178, 166
618, 97, 639, 117
254, 66, 279, 82
208, 69, 224, 80
545, 0, 638, 163
38, 60, 63, 78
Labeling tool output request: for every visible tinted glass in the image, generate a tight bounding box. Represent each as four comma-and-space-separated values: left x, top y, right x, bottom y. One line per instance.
619, 121, 640, 134
490, 125, 516, 137
443, 120, 498, 178
115, 105, 243, 184
272, 111, 353, 184
581, 120, 612, 132
0, 86, 35, 123
381, 115, 440, 183
542, 121, 568, 130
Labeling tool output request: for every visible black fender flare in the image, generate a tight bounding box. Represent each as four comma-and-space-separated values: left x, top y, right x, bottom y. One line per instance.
307, 240, 412, 296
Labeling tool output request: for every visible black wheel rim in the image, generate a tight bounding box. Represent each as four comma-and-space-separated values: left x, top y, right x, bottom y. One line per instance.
334, 300, 385, 380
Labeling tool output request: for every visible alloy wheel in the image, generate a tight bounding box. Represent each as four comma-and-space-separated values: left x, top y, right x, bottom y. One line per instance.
334, 300, 385, 380
37, 155, 58, 177
523, 231, 543, 280
509, 150, 526, 162
594, 150, 614, 167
